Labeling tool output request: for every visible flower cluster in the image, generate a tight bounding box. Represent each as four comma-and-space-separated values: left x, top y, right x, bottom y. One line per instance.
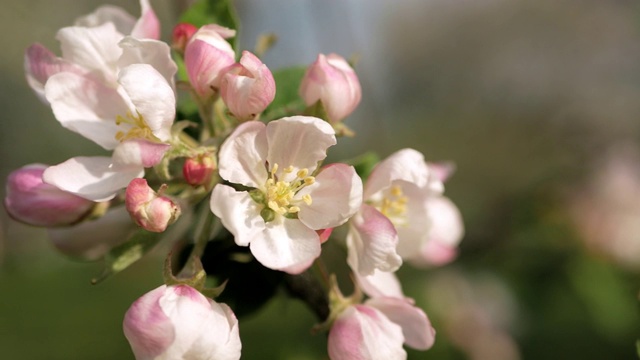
5, 1, 464, 359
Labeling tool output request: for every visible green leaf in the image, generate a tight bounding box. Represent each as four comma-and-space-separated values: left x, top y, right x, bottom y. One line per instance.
179, 0, 240, 49
263, 66, 307, 120
92, 230, 162, 284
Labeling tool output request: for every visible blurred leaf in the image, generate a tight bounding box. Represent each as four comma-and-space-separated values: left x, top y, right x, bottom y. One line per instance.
92, 230, 162, 284
567, 255, 638, 339
179, 0, 239, 49
263, 66, 307, 120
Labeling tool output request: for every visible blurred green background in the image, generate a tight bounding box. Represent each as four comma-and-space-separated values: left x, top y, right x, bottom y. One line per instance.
2, 0, 640, 359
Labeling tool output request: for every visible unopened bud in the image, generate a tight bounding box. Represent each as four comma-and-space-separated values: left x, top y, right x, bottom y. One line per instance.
184, 24, 236, 99
220, 51, 276, 121
183, 153, 216, 186
300, 53, 362, 124
172, 23, 198, 54
125, 178, 180, 233
4, 164, 95, 227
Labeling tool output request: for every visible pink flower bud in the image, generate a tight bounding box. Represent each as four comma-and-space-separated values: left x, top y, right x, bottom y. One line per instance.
124, 285, 241, 360
125, 178, 180, 233
172, 23, 197, 54
328, 304, 406, 360
220, 51, 276, 121
4, 164, 95, 227
183, 153, 216, 186
184, 24, 236, 99
300, 53, 362, 124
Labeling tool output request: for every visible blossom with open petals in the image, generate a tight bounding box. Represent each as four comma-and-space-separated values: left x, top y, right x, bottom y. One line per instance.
124, 285, 241, 360
347, 149, 464, 275
210, 116, 362, 274
25, 0, 161, 102
43, 62, 176, 201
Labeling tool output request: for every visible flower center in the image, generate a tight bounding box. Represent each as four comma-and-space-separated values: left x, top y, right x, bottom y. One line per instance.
114, 111, 159, 143
252, 163, 315, 222
370, 185, 409, 226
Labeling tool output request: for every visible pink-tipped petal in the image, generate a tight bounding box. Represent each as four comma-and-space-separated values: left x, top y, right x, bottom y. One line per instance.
24, 44, 86, 103
112, 140, 170, 168
131, 0, 160, 40
347, 205, 402, 275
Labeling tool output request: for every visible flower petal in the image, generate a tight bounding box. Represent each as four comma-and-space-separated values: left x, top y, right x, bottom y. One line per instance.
210, 185, 264, 247
56, 22, 123, 84
249, 216, 320, 274
395, 182, 431, 258
355, 270, 405, 299
112, 140, 170, 168
266, 116, 336, 182
131, 0, 160, 40
74, 4, 136, 35
298, 163, 362, 230
118, 64, 175, 142
48, 206, 136, 260
24, 43, 86, 103
118, 37, 177, 91
217, 121, 268, 187
45, 71, 127, 150
347, 204, 402, 275
365, 148, 429, 199
367, 297, 436, 350
43, 156, 144, 202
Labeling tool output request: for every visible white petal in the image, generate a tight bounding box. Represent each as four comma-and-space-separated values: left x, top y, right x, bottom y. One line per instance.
45, 72, 127, 150
365, 148, 429, 199
249, 217, 320, 274
210, 185, 264, 247
118, 37, 177, 90
346, 205, 402, 275
425, 195, 464, 247
56, 23, 123, 84
48, 206, 136, 260
395, 182, 431, 258
298, 164, 362, 230
266, 116, 336, 182
355, 270, 405, 299
112, 140, 170, 168
118, 64, 175, 142
74, 5, 136, 34
43, 156, 144, 201
217, 121, 268, 187
367, 297, 436, 350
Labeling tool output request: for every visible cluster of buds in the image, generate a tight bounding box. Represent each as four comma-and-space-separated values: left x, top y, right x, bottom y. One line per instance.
5, 1, 464, 359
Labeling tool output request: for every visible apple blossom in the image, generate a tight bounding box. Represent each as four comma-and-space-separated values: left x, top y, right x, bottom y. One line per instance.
220, 51, 276, 121
300, 53, 362, 124
185, 24, 237, 99
125, 178, 181, 233
42, 62, 176, 201
123, 284, 241, 360
210, 116, 362, 274
328, 304, 406, 360
25, 0, 161, 101
347, 148, 464, 275
4, 164, 95, 227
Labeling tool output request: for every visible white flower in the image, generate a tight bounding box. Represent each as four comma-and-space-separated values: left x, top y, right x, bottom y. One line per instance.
123, 285, 241, 360
210, 116, 362, 274
43, 61, 176, 201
